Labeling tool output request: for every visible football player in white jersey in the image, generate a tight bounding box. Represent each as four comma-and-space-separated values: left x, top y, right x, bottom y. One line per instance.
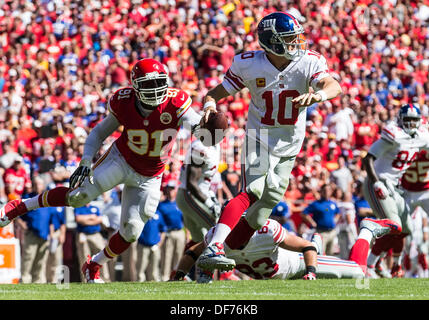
197, 11, 342, 271
172, 217, 401, 282
362, 103, 429, 277
176, 139, 222, 243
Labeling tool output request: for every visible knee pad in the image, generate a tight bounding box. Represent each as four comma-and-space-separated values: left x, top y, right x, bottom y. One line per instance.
141, 191, 160, 222
120, 218, 144, 243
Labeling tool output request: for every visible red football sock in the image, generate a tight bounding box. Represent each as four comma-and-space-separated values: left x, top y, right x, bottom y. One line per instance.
103, 232, 131, 259
418, 253, 428, 270
225, 217, 257, 249
371, 235, 392, 256
392, 233, 407, 254
403, 253, 411, 270
349, 239, 370, 273
218, 191, 256, 230
38, 187, 70, 207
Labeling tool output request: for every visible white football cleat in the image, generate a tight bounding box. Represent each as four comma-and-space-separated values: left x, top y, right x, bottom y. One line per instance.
196, 242, 236, 272
81, 256, 105, 284
360, 218, 401, 239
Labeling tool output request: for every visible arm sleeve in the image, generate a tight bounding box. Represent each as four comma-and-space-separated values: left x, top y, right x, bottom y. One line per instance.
81, 113, 120, 163
221, 56, 245, 95
367, 138, 395, 159
309, 54, 330, 90
179, 106, 202, 133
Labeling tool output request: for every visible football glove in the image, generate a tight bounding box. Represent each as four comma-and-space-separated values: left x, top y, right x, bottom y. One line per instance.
69, 159, 94, 188
302, 272, 317, 280
373, 181, 388, 200
205, 196, 222, 219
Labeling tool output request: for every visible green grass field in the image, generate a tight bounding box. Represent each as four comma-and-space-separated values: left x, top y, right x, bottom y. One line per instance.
1, 278, 429, 300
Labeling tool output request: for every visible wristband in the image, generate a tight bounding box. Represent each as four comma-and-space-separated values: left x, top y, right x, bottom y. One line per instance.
423, 227, 429, 233
203, 100, 216, 111
302, 246, 317, 253
315, 90, 328, 102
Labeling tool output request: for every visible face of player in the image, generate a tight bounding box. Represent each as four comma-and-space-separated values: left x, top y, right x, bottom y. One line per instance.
134, 76, 168, 109
402, 116, 420, 133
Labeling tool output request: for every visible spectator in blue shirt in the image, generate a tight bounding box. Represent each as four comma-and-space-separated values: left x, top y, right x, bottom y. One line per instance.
136, 213, 166, 282
18, 177, 54, 283
159, 180, 186, 281
270, 201, 296, 234
46, 207, 66, 284
74, 204, 110, 282
301, 184, 340, 255
353, 181, 376, 227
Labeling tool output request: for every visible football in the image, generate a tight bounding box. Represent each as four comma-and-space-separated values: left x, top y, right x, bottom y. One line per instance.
200, 112, 229, 146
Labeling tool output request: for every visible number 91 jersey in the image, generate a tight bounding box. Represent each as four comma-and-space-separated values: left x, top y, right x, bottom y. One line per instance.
108, 87, 192, 177
221, 50, 330, 158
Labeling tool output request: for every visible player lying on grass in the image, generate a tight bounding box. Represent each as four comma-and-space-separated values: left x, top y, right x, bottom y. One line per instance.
172, 217, 401, 282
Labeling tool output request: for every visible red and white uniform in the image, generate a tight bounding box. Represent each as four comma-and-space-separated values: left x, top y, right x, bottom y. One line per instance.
222, 50, 329, 158
205, 219, 364, 279
362, 122, 429, 233
369, 122, 429, 186
67, 87, 201, 242
109, 87, 194, 177
402, 149, 429, 214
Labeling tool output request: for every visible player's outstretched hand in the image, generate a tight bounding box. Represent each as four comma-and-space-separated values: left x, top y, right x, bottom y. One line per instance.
200, 105, 217, 128
69, 159, 94, 188
292, 92, 322, 107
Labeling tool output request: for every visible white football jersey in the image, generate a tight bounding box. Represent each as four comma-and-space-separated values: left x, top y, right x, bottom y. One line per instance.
179, 139, 220, 195
212, 219, 300, 279
222, 50, 330, 158
368, 121, 429, 185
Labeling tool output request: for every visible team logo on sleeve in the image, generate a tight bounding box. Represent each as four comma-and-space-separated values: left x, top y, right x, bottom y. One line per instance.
256, 78, 266, 87
160, 112, 172, 124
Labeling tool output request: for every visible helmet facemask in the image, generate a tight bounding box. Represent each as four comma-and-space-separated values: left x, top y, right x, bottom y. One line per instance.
269, 24, 307, 61
132, 72, 168, 108
401, 116, 421, 135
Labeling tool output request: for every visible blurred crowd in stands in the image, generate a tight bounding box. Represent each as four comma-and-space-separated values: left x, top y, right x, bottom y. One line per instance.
0, 0, 427, 282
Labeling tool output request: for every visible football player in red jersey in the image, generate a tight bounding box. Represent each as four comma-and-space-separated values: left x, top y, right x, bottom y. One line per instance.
0, 59, 203, 283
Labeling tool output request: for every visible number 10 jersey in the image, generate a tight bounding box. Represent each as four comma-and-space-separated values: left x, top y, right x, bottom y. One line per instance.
221, 50, 330, 158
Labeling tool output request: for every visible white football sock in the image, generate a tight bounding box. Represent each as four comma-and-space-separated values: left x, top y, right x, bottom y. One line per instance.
22, 196, 40, 211
92, 250, 110, 265
208, 223, 231, 246
367, 252, 381, 267
357, 228, 373, 244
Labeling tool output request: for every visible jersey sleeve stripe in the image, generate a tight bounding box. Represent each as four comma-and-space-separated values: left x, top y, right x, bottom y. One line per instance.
229, 69, 244, 82
310, 70, 329, 82
382, 128, 395, 138
273, 226, 286, 244
225, 77, 241, 91
225, 70, 245, 89
176, 98, 192, 118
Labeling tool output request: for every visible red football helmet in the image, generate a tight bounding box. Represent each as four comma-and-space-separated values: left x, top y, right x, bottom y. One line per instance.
131, 59, 169, 107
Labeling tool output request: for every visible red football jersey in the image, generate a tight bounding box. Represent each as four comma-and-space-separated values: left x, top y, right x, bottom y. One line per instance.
401, 149, 429, 191
108, 87, 193, 177
4, 167, 31, 196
